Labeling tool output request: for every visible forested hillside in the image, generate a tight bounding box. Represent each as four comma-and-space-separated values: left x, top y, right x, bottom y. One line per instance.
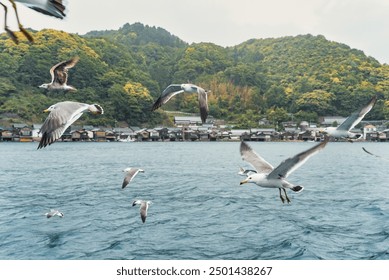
0, 23, 388, 128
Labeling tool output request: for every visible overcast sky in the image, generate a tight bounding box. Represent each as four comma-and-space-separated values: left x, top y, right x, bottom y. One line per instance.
5, 0, 389, 64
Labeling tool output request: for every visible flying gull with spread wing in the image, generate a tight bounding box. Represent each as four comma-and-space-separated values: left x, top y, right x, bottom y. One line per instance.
238, 166, 257, 177
132, 200, 152, 223
240, 138, 328, 203
362, 147, 389, 161
323, 95, 377, 140
37, 101, 104, 149
151, 83, 209, 123
45, 209, 64, 218
122, 168, 145, 189
0, 0, 66, 44
39, 57, 79, 91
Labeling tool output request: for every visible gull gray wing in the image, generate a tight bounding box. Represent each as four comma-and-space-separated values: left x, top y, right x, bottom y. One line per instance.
50, 57, 79, 85
151, 84, 184, 111
240, 141, 274, 174
268, 137, 329, 179
122, 168, 143, 189
362, 147, 376, 157
238, 167, 258, 177
22, 0, 66, 19
45, 209, 63, 218
197, 87, 209, 123
38, 108, 71, 149
45, 209, 55, 218
38, 102, 87, 149
140, 202, 148, 223
362, 147, 389, 161
337, 95, 377, 132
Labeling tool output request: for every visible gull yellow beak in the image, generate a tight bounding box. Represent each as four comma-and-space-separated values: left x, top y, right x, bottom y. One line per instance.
43, 109, 50, 113
240, 179, 248, 185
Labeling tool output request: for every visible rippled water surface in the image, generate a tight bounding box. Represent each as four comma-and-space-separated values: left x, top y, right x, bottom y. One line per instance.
0, 141, 388, 259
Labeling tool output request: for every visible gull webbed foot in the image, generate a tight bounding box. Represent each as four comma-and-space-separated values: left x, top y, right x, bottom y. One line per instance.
283, 188, 291, 204
279, 188, 291, 204
19, 25, 34, 43
5, 27, 18, 44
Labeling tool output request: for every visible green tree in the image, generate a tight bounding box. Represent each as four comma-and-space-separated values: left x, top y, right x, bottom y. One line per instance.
266, 107, 289, 130
296, 90, 335, 115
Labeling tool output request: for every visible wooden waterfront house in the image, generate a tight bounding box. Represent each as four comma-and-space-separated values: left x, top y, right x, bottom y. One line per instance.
230, 129, 250, 141
250, 128, 276, 141
0, 128, 13, 142
92, 128, 107, 142
365, 131, 379, 141
240, 131, 251, 141
81, 129, 93, 141
114, 127, 134, 141
71, 127, 93, 142
174, 116, 203, 126
155, 127, 169, 141
364, 125, 376, 140
105, 130, 116, 142
136, 129, 150, 141
71, 130, 81, 141
209, 130, 218, 141
149, 129, 160, 141
197, 127, 209, 141
281, 127, 299, 140
298, 130, 315, 141
381, 130, 389, 141
13, 124, 32, 142
319, 116, 347, 127
167, 128, 182, 141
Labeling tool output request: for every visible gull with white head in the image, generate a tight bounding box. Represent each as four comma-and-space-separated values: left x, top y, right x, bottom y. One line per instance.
240, 138, 328, 203
38, 101, 104, 149
39, 57, 79, 91
132, 200, 152, 223
151, 83, 209, 123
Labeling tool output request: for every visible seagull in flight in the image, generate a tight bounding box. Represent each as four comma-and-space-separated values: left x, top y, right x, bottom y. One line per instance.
39, 57, 79, 91
238, 166, 257, 177
45, 209, 64, 218
132, 200, 152, 223
362, 147, 389, 161
0, 0, 66, 44
240, 138, 328, 203
38, 101, 104, 149
151, 83, 209, 123
122, 168, 145, 189
323, 95, 377, 140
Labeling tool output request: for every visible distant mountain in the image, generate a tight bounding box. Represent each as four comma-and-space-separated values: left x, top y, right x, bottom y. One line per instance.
0, 23, 387, 128
85, 22, 187, 48
225, 34, 386, 117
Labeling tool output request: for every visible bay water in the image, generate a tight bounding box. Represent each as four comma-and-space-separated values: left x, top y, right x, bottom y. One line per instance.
0, 141, 388, 259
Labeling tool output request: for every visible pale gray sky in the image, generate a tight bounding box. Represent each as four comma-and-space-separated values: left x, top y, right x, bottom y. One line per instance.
5, 0, 389, 63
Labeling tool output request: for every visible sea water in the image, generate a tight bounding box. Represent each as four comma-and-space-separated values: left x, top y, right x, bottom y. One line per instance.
0, 141, 388, 259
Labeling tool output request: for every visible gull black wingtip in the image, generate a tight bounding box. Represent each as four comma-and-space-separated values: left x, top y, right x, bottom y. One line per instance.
151, 97, 162, 112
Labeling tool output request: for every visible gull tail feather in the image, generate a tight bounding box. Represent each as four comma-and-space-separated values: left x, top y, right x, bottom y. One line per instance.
291, 186, 304, 192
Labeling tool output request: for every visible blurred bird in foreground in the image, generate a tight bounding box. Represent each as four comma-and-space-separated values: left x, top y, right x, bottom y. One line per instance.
1, 0, 66, 44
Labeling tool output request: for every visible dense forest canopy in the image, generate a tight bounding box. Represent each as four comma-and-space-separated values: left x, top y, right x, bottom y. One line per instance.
0, 23, 388, 129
